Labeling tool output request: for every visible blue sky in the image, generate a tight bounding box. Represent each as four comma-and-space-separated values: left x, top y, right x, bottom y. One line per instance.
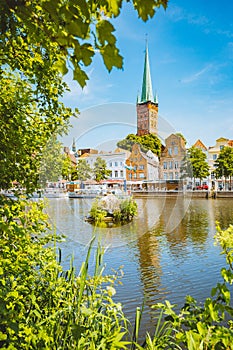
62, 0, 233, 151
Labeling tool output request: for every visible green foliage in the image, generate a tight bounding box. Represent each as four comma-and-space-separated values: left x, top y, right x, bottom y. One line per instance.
0, 0, 168, 87
89, 196, 137, 225
39, 136, 66, 186
118, 197, 138, 222
93, 157, 111, 182
214, 146, 233, 181
0, 70, 77, 194
117, 133, 161, 156
89, 199, 108, 224
183, 146, 209, 182
180, 155, 193, 180
175, 132, 187, 145
76, 159, 93, 181
0, 197, 129, 349
62, 155, 74, 180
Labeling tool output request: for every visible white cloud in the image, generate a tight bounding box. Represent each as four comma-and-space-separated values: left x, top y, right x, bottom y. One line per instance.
180, 64, 213, 84
167, 5, 209, 27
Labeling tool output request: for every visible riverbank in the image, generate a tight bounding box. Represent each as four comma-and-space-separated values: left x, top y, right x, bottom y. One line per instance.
132, 190, 233, 198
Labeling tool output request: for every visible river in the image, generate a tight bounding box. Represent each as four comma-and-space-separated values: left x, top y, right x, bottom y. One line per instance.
45, 196, 233, 334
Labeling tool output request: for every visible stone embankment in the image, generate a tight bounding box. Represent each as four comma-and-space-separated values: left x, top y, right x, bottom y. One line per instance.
132, 190, 233, 199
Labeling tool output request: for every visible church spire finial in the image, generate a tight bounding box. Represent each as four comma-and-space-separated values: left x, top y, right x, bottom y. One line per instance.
140, 39, 154, 103
72, 137, 76, 153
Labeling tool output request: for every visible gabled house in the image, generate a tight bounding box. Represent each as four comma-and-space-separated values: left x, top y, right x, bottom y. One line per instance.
125, 144, 159, 182
193, 139, 208, 155
159, 134, 186, 181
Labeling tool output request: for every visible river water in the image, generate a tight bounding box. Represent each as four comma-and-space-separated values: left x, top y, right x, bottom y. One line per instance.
45, 196, 233, 334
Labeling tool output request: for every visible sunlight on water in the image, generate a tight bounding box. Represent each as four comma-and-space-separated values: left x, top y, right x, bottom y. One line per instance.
45, 197, 233, 334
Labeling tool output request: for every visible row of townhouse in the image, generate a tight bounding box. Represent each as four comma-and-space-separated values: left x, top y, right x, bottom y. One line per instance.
72, 134, 233, 190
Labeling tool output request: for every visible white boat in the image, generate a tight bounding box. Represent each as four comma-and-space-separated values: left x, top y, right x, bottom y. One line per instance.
68, 189, 102, 199
44, 188, 68, 198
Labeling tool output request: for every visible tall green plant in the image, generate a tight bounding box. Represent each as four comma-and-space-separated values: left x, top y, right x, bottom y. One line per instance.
0, 197, 130, 349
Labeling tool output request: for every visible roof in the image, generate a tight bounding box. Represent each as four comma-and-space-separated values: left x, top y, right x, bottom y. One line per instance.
193, 139, 207, 151
140, 43, 154, 103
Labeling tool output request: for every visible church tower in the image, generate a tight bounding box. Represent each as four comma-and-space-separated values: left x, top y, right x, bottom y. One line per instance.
137, 43, 158, 136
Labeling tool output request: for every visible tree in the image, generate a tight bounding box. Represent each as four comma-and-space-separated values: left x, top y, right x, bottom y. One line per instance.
62, 155, 74, 181
39, 136, 66, 186
214, 146, 233, 189
186, 146, 209, 186
1, 0, 168, 88
175, 132, 187, 145
117, 133, 161, 156
180, 154, 193, 180
0, 71, 75, 193
93, 157, 111, 182
76, 159, 92, 181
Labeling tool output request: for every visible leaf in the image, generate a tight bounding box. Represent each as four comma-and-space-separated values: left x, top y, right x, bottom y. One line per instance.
96, 20, 116, 46
74, 43, 94, 66
66, 20, 89, 39
53, 58, 68, 75
101, 44, 123, 72
73, 65, 89, 87
133, 0, 156, 21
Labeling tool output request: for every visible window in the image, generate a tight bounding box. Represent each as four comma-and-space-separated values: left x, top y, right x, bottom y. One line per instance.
163, 173, 167, 180
220, 145, 224, 150
114, 161, 118, 166
213, 154, 217, 160
174, 146, 178, 155
120, 161, 123, 166
120, 170, 124, 177
175, 172, 179, 179
109, 162, 112, 167
168, 147, 172, 155
133, 173, 137, 179
139, 173, 145, 178
174, 161, 179, 169
169, 173, 173, 180
169, 161, 173, 169
114, 170, 118, 178
163, 162, 167, 169
139, 165, 144, 170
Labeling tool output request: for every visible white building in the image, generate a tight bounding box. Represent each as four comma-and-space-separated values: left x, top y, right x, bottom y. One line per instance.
80, 148, 130, 180
208, 137, 233, 189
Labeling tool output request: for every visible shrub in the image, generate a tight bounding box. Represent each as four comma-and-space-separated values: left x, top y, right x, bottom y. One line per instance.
0, 197, 129, 349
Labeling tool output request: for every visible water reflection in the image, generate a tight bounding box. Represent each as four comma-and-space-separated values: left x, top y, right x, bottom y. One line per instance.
45, 196, 233, 334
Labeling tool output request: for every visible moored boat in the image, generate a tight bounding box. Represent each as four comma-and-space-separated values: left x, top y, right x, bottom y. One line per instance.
68, 189, 102, 198
44, 188, 68, 198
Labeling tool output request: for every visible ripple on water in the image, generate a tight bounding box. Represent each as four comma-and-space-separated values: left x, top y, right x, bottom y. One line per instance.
45, 197, 233, 337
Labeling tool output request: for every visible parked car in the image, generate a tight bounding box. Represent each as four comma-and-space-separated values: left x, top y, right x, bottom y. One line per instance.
196, 185, 208, 190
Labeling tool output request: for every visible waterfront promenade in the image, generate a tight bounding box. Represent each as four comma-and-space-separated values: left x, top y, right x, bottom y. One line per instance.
132, 190, 233, 198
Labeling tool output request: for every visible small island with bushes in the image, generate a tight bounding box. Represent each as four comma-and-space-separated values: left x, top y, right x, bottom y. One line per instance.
86, 193, 137, 226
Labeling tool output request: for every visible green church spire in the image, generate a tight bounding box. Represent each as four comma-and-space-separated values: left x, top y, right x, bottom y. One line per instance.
72, 137, 76, 153
140, 42, 154, 103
